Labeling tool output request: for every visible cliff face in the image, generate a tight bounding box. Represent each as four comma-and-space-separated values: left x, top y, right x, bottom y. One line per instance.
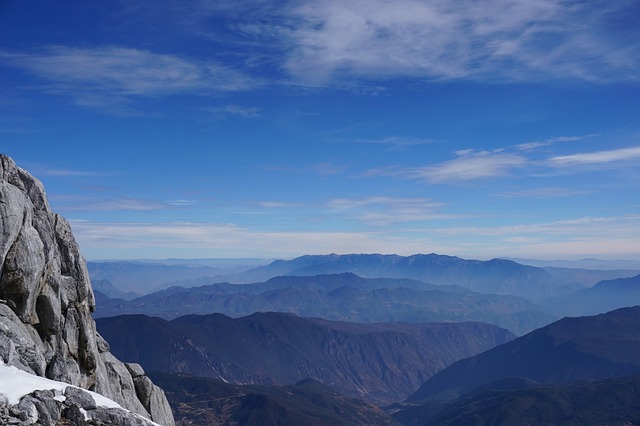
0, 154, 174, 425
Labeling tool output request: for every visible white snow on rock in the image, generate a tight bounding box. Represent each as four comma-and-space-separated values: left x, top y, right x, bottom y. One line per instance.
0, 362, 160, 425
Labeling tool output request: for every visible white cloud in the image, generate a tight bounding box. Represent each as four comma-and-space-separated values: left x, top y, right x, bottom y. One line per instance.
549, 146, 640, 167
1, 46, 258, 106
350, 136, 437, 150
69, 220, 439, 259
327, 196, 453, 225
50, 194, 188, 212
408, 150, 527, 183
497, 187, 595, 198
434, 215, 640, 238
421, 215, 640, 260
283, 0, 639, 83
205, 104, 262, 118
31, 168, 103, 177
515, 135, 592, 151
68, 214, 640, 261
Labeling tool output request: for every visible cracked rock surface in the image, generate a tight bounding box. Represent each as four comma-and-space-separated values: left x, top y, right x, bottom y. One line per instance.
0, 154, 174, 426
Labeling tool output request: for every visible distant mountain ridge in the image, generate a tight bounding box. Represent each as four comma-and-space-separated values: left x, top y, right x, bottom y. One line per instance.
96, 312, 514, 405
407, 306, 640, 403
543, 274, 640, 317
223, 253, 579, 301
93, 272, 555, 335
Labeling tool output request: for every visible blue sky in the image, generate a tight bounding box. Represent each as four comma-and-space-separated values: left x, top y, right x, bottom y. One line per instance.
2, 0, 640, 260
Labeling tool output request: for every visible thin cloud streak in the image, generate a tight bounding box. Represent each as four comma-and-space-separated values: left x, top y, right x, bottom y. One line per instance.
2, 45, 258, 102
59, 197, 172, 212
205, 104, 262, 118
327, 196, 455, 225
432, 215, 640, 238
497, 187, 596, 199
68, 214, 640, 260
69, 220, 440, 259
550, 146, 640, 166
408, 151, 527, 183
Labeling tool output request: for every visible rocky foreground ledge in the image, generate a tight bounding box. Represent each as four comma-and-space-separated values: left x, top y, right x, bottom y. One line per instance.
0, 154, 174, 425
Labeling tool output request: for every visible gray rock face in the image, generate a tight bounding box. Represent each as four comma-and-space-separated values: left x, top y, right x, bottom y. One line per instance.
0, 155, 174, 426
0, 387, 160, 425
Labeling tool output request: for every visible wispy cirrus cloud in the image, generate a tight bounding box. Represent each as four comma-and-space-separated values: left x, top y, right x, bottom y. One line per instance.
50, 193, 200, 212
407, 150, 527, 183
497, 187, 596, 199
31, 168, 103, 177
53, 196, 171, 212
549, 146, 640, 167
425, 215, 640, 259
349, 136, 437, 150
69, 220, 438, 259
328, 196, 453, 225
1, 46, 258, 109
205, 104, 262, 119
514, 135, 595, 151
365, 133, 640, 185
283, 0, 639, 84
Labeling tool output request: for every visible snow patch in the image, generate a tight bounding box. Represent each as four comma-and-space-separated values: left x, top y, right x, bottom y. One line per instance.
0, 363, 120, 408
0, 363, 161, 425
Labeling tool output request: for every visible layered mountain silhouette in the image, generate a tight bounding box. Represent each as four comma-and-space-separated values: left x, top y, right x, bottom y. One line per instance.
543, 274, 640, 317
220, 254, 578, 301
406, 306, 640, 404
96, 312, 514, 405
93, 272, 555, 335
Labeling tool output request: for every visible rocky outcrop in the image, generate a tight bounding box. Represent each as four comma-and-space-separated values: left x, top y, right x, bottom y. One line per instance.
0, 154, 174, 425
0, 374, 160, 425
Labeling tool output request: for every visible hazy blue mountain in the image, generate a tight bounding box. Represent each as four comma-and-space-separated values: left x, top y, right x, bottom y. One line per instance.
222, 253, 578, 301
406, 306, 640, 403
93, 273, 555, 335
87, 261, 227, 294
505, 257, 640, 271
542, 267, 640, 287
150, 373, 400, 426
543, 274, 640, 317
91, 279, 140, 300
117, 257, 272, 268
96, 312, 514, 405
394, 375, 640, 426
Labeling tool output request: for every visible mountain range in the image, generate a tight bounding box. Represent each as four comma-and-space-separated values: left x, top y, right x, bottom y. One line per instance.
96, 312, 514, 405
88, 253, 617, 302
93, 272, 554, 335
191, 253, 581, 302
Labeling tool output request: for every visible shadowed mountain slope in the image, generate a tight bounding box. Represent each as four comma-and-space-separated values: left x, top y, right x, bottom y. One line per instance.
395, 374, 640, 426
407, 306, 640, 403
96, 312, 514, 405
151, 373, 400, 426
